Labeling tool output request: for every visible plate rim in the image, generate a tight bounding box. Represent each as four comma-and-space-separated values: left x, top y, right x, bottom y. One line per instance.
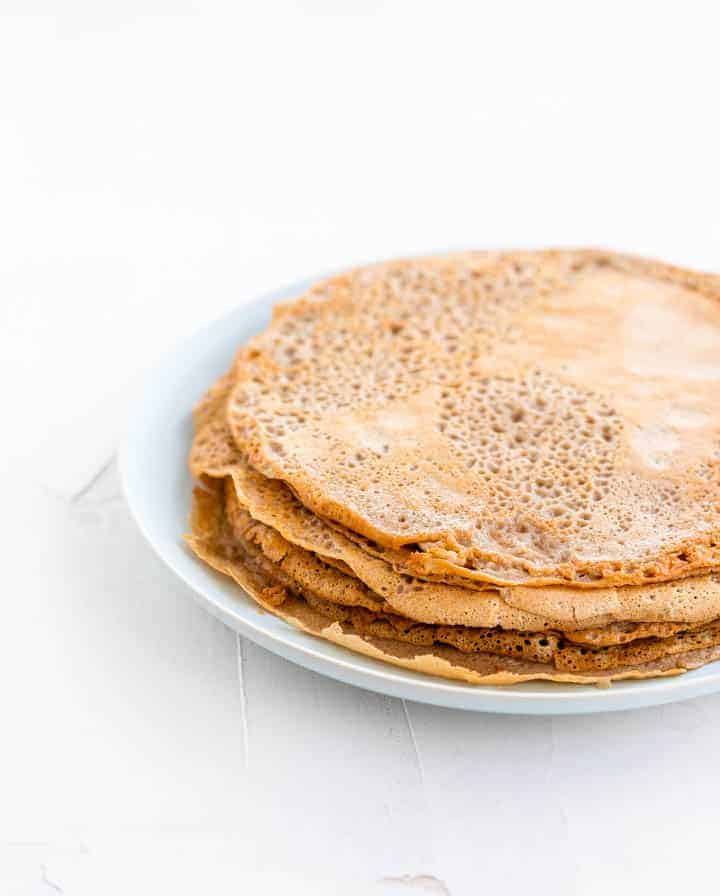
118, 271, 720, 715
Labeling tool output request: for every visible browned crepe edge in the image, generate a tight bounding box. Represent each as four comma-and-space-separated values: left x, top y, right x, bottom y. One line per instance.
185, 482, 720, 687
226, 484, 717, 653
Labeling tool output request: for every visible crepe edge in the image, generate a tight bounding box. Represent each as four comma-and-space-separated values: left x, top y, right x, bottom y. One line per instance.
185, 482, 720, 688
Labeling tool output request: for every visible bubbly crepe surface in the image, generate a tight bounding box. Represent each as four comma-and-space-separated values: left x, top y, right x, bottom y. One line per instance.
227, 250, 720, 587
187, 249, 720, 687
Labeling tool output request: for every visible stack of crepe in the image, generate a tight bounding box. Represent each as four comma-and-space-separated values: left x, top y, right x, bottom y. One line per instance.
187, 249, 720, 685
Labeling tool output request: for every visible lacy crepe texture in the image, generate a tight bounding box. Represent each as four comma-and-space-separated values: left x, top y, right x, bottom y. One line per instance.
186, 250, 720, 687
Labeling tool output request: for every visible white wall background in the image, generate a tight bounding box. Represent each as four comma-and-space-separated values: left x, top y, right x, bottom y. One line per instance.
1, 3, 719, 894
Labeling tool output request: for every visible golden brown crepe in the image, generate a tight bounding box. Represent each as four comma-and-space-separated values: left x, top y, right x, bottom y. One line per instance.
186, 250, 720, 687
186, 478, 720, 686
225, 250, 720, 588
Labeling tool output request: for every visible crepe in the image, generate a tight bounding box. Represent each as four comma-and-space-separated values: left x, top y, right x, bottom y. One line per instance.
186, 249, 720, 687
224, 250, 720, 588
190, 376, 720, 631
185, 478, 720, 686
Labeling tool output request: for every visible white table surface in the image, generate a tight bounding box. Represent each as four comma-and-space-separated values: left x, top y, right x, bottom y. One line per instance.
2, 5, 720, 894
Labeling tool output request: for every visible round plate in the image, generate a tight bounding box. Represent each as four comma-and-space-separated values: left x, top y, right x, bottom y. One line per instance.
120, 274, 720, 714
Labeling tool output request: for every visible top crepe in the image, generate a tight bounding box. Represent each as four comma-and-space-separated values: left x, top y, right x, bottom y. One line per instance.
227, 250, 720, 588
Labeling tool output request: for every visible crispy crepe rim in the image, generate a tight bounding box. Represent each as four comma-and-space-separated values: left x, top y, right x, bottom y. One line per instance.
185, 482, 720, 688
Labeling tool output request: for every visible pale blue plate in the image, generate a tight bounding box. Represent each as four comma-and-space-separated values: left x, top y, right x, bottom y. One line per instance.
120, 273, 720, 714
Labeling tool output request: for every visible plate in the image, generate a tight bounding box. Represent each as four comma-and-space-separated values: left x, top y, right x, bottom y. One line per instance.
120, 273, 720, 714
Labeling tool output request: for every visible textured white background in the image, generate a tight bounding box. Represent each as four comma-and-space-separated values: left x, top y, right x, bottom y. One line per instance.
2, 3, 720, 894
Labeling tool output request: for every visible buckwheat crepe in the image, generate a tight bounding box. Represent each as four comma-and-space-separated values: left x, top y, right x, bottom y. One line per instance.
186, 250, 720, 686
186, 478, 720, 686
227, 250, 720, 587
